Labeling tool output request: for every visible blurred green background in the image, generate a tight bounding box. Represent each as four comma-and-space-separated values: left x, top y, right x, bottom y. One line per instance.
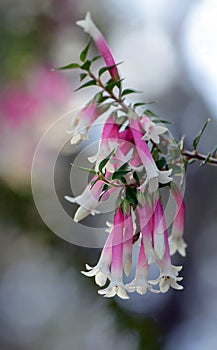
0, 1, 217, 349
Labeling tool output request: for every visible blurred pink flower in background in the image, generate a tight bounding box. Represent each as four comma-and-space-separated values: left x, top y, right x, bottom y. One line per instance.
0, 65, 72, 188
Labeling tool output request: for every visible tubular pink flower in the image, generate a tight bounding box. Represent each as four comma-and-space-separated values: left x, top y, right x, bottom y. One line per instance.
130, 119, 172, 192
139, 115, 167, 144
137, 195, 156, 264
76, 12, 120, 81
68, 102, 99, 145
122, 211, 134, 276
65, 176, 104, 222
81, 225, 113, 286
126, 235, 159, 295
150, 196, 183, 293
169, 183, 187, 257
98, 207, 129, 299
88, 115, 119, 172
126, 236, 149, 295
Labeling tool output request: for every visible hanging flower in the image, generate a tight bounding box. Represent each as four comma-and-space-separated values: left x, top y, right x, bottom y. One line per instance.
130, 119, 173, 192
81, 223, 113, 286
150, 195, 183, 293
67, 102, 99, 145
62, 14, 188, 300
88, 115, 120, 172
76, 12, 120, 81
139, 115, 167, 144
98, 207, 129, 299
169, 183, 187, 257
65, 176, 104, 222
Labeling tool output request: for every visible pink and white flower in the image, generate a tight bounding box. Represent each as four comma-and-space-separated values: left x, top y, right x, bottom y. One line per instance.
150, 196, 183, 293
76, 12, 120, 81
98, 207, 129, 299
68, 102, 99, 145
169, 183, 187, 257
81, 225, 113, 286
130, 119, 172, 192
139, 115, 167, 144
122, 211, 134, 276
65, 176, 104, 222
88, 115, 119, 172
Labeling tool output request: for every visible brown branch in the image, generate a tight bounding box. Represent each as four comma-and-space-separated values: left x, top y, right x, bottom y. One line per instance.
181, 149, 217, 166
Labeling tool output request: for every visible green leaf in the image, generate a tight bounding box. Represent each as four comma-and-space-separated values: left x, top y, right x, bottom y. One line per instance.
80, 73, 87, 82
97, 103, 112, 115
92, 55, 101, 62
106, 78, 124, 92
98, 149, 115, 173
116, 162, 130, 172
121, 176, 127, 184
193, 118, 211, 150
54, 63, 80, 70
75, 80, 97, 92
133, 171, 140, 185
137, 190, 145, 206
98, 66, 112, 77
98, 62, 122, 78
121, 198, 131, 214
90, 177, 99, 189
144, 109, 155, 117
126, 187, 138, 206
80, 39, 91, 62
133, 102, 147, 108
70, 164, 97, 175
112, 163, 131, 181
156, 157, 167, 170
122, 89, 139, 96
211, 147, 217, 157
112, 170, 131, 181
80, 60, 92, 71
156, 119, 172, 125
201, 152, 211, 166
98, 184, 109, 201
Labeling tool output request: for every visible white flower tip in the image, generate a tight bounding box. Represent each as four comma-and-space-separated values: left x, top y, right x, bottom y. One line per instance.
97, 289, 106, 296
74, 206, 90, 222
76, 12, 95, 34
85, 264, 92, 270
123, 261, 132, 277
158, 169, 173, 184
64, 195, 76, 203
70, 133, 82, 145
88, 154, 97, 163
175, 265, 183, 272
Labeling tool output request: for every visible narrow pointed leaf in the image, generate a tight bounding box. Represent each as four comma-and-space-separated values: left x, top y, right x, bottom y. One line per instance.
70, 164, 97, 175
75, 80, 97, 92
98, 184, 109, 201
193, 118, 211, 150
92, 55, 101, 62
121, 199, 131, 214
112, 170, 131, 180
80, 39, 91, 62
98, 149, 115, 173
80, 60, 92, 71
80, 73, 88, 81
133, 171, 140, 185
156, 157, 167, 170
126, 187, 138, 205
122, 89, 139, 96
201, 152, 211, 166
54, 63, 80, 70
211, 147, 217, 157
90, 177, 100, 189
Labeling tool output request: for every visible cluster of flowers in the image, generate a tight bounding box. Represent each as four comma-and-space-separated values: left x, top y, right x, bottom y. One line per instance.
65, 13, 187, 299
